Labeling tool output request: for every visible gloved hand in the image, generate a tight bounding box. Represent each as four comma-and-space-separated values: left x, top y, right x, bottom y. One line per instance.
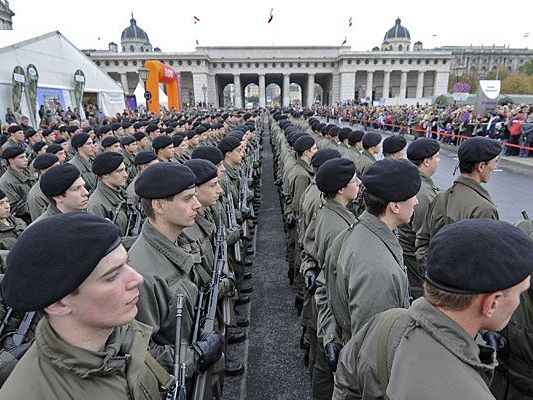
192, 332, 223, 372
304, 268, 319, 295
324, 341, 343, 372
220, 272, 236, 298
482, 331, 509, 358
286, 215, 296, 229
241, 206, 251, 220
3, 336, 33, 360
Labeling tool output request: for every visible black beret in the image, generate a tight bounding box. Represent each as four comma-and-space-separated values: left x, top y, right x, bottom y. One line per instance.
152, 135, 173, 150
321, 124, 331, 135
184, 159, 218, 186
191, 145, 224, 165
172, 134, 185, 147
32, 141, 47, 153
426, 219, 533, 294
97, 125, 112, 135
25, 127, 37, 138
348, 130, 365, 145
66, 125, 78, 134
328, 126, 340, 137
458, 137, 502, 162
145, 124, 159, 134
1, 146, 24, 159
83, 127, 94, 134
0, 188, 5, 200
382, 135, 407, 154
134, 150, 158, 166
218, 136, 241, 154
133, 122, 143, 130
135, 163, 196, 199
46, 143, 63, 155
33, 153, 59, 170
316, 158, 356, 193
58, 126, 67, 133
122, 122, 132, 129
407, 139, 440, 161
7, 125, 23, 134
338, 127, 352, 142
186, 130, 198, 139
120, 135, 137, 146
40, 163, 81, 197
54, 137, 67, 145
92, 152, 124, 176
362, 159, 421, 201
362, 132, 382, 148
293, 135, 315, 153
3, 212, 121, 311
71, 133, 90, 149
101, 136, 120, 148
310, 148, 341, 168
110, 123, 121, 131
42, 129, 53, 137
195, 126, 207, 135
133, 131, 146, 141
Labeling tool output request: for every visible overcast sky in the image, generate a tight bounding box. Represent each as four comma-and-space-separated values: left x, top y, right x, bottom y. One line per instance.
4, 0, 533, 52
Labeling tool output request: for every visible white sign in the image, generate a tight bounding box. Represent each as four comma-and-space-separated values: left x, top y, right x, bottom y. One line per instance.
452, 92, 469, 101
75, 74, 85, 83
13, 73, 25, 83
107, 92, 124, 104
479, 80, 501, 100
28, 67, 37, 77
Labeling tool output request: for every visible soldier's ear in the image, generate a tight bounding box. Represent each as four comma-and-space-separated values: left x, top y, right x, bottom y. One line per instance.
44, 298, 73, 317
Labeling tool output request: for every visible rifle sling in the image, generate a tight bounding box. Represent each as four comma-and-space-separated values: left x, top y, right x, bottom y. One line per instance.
144, 352, 174, 391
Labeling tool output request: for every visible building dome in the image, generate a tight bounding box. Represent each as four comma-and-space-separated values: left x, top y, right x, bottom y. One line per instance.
384, 18, 410, 41
121, 15, 149, 42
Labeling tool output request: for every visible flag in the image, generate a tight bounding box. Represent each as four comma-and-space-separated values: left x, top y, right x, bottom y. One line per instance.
341, 36, 347, 46
193, 16, 200, 24
268, 8, 274, 23
524, 33, 530, 38
195, 39, 199, 46
348, 17, 352, 27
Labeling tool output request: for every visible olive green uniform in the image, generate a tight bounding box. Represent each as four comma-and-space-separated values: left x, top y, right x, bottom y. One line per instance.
87, 182, 130, 237
26, 177, 49, 222
69, 153, 97, 193
0, 167, 36, 223
354, 149, 376, 177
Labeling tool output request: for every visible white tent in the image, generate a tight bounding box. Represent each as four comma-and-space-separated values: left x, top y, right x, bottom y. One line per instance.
132, 81, 168, 109
0, 31, 125, 125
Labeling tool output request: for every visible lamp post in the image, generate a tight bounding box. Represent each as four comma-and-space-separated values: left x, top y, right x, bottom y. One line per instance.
452, 65, 466, 106
138, 67, 149, 108
201, 84, 207, 108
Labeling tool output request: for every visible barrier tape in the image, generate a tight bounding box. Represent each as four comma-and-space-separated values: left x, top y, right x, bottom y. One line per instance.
322, 114, 533, 152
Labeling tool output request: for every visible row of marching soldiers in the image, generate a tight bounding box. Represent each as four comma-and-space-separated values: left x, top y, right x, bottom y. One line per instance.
270, 108, 533, 400
0, 110, 263, 399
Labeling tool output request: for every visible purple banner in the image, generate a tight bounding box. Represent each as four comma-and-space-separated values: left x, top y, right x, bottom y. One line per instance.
125, 95, 137, 111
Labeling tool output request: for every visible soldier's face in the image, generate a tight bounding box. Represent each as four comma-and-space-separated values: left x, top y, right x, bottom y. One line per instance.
9, 153, 28, 170
106, 163, 128, 188
484, 276, 530, 332
427, 152, 440, 176
395, 195, 419, 224
108, 143, 122, 154
196, 177, 223, 207
161, 187, 201, 228
344, 172, 361, 201
80, 139, 97, 157
58, 177, 88, 212
479, 157, 499, 183
0, 198, 10, 219
160, 145, 174, 160
61, 245, 144, 330
216, 162, 226, 179
56, 150, 67, 164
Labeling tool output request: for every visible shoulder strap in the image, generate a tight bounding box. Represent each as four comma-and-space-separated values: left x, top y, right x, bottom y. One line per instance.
376, 309, 408, 400
144, 352, 174, 391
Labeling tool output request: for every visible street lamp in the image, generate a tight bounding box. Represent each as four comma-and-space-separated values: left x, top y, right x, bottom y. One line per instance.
201, 84, 207, 107
138, 67, 149, 108
454, 65, 466, 82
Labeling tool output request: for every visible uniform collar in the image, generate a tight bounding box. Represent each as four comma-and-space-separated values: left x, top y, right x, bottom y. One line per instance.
323, 198, 356, 226
359, 210, 403, 266
96, 181, 127, 206
455, 175, 495, 205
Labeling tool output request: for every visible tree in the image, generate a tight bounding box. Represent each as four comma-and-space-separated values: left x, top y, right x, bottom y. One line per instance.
500, 73, 533, 94
485, 66, 509, 80
520, 60, 533, 76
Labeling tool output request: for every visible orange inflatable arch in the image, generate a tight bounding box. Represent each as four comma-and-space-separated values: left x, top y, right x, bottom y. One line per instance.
145, 60, 181, 112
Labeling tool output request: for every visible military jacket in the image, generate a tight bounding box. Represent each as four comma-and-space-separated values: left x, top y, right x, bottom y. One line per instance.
69, 153, 97, 193
87, 182, 129, 237
354, 149, 376, 177
0, 318, 164, 400
0, 167, 36, 220
333, 298, 497, 400
0, 216, 26, 250
33, 202, 62, 224
286, 159, 313, 219
26, 177, 49, 221
343, 147, 361, 164
328, 211, 409, 340
128, 221, 200, 374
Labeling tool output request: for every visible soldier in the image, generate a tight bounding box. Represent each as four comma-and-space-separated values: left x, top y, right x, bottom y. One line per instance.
36, 163, 88, 222
121, 135, 138, 183
153, 135, 175, 162
133, 131, 149, 151
0, 126, 24, 154
26, 153, 59, 221
327, 159, 420, 340
343, 130, 364, 164
0, 212, 168, 399
398, 138, 440, 299
336, 127, 352, 156
355, 132, 381, 177
68, 132, 97, 193
333, 219, 533, 400
144, 124, 161, 148
128, 163, 223, 379
416, 136, 501, 268
46, 143, 66, 164
382, 135, 407, 159
302, 158, 360, 400
0, 188, 26, 250
0, 147, 36, 224
101, 136, 122, 153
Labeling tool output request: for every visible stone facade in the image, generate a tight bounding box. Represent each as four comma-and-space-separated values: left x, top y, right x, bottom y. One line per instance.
0, 0, 15, 30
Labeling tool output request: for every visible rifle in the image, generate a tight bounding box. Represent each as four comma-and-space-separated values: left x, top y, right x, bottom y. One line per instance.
192, 212, 225, 400
522, 211, 530, 220
0, 307, 13, 337
166, 294, 187, 400
12, 311, 37, 347
126, 201, 142, 237
224, 176, 242, 262
216, 204, 233, 327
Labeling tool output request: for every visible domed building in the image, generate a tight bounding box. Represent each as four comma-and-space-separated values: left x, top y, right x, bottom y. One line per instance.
121, 14, 152, 52
381, 18, 411, 51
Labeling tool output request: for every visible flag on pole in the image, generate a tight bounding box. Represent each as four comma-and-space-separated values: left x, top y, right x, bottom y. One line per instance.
195, 39, 199, 46
341, 36, 347, 46
193, 16, 200, 24
348, 17, 352, 27
268, 8, 274, 23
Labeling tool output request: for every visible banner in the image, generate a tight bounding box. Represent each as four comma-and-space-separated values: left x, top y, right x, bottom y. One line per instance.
37, 87, 66, 112
26, 64, 39, 124
73, 69, 85, 112
11, 66, 26, 111
475, 80, 500, 115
